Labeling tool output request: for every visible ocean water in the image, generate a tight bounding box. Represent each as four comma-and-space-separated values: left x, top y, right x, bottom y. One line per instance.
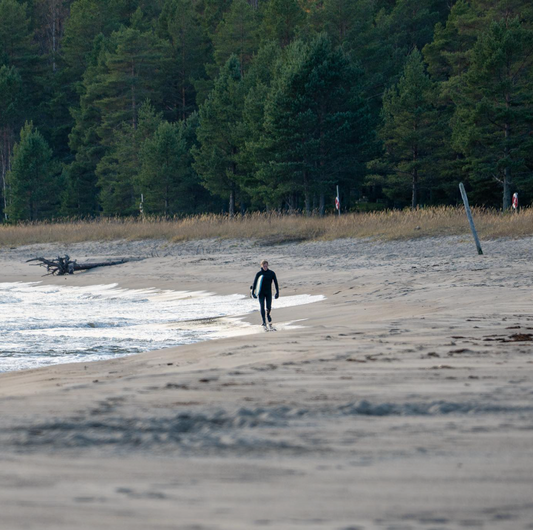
0, 282, 324, 373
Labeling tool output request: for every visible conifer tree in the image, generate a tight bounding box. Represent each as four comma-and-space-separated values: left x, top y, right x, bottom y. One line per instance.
260, 0, 305, 47
347, 0, 448, 104
6, 122, 59, 221
197, 0, 233, 35
0, 0, 42, 125
256, 35, 371, 214
192, 55, 246, 216
423, 0, 479, 82
374, 49, 441, 209
138, 121, 186, 215
0, 65, 23, 219
158, 0, 210, 121
97, 101, 163, 216
63, 34, 109, 216
320, 0, 361, 46
0, 0, 37, 71
238, 41, 281, 206
95, 25, 166, 144
450, 19, 533, 209
212, 0, 260, 76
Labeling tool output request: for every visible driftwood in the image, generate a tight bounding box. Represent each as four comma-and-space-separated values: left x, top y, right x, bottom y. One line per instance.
26, 255, 143, 276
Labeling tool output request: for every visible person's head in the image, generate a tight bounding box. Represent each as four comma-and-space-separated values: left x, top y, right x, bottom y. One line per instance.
260, 259, 269, 271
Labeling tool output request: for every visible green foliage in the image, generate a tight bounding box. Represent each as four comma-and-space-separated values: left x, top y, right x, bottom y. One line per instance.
260, 0, 305, 47
0, 65, 23, 218
212, 0, 260, 74
192, 55, 246, 215
63, 34, 109, 216
139, 121, 187, 215
254, 35, 372, 214
0, 0, 36, 69
3, 0, 533, 219
97, 101, 163, 216
94, 26, 167, 142
6, 122, 59, 221
158, 0, 211, 120
450, 18, 533, 209
373, 49, 442, 209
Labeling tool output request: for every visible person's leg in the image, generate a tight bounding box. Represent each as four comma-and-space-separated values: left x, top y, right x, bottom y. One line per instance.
266, 293, 272, 323
258, 295, 266, 325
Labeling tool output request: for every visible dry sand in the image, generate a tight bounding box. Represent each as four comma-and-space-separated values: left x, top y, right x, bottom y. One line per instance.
1, 236, 533, 529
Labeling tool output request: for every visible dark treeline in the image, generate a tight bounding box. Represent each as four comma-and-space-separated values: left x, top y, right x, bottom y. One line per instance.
1, 0, 532, 221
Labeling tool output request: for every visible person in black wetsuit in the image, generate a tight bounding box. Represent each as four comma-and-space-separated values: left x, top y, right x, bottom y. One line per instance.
251, 259, 279, 329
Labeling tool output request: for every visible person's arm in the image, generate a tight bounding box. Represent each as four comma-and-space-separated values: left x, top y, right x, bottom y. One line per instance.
273, 272, 279, 298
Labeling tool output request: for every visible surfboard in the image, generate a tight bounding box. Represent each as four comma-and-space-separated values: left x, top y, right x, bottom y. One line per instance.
254, 274, 264, 297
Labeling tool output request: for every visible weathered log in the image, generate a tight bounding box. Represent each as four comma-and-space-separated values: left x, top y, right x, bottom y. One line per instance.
26, 255, 144, 276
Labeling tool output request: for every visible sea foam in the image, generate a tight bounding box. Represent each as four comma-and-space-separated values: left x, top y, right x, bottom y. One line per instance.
0, 282, 323, 373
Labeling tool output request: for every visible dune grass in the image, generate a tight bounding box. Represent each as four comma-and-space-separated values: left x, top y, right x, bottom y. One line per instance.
0, 207, 531, 248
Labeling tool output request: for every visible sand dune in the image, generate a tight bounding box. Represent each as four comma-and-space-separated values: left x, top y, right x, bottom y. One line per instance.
1, 236, 533, 529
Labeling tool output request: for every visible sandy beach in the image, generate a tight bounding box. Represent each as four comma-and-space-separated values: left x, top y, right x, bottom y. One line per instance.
1, 236, 533, 529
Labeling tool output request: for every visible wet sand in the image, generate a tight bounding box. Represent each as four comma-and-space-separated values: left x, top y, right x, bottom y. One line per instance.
1, 236, 533, 529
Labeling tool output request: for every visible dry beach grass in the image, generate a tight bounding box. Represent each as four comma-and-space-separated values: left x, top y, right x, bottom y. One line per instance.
0, 206, 532, 247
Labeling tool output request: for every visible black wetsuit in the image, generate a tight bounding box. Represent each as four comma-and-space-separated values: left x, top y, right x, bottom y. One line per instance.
252, 269, 279, 325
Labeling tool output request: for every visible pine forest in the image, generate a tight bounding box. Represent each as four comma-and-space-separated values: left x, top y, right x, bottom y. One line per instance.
1, 0, 532, 221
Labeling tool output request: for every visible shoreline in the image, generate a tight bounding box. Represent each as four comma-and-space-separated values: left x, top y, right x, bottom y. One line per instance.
1, 236, 533, 528
0, 280, 323, 374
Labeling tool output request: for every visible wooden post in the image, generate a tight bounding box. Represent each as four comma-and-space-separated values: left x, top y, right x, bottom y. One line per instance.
459, 183, 483, 255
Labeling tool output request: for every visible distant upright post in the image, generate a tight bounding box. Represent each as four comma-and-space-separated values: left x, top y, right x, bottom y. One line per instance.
459, 182, 483, 255
335, 186, 340, 217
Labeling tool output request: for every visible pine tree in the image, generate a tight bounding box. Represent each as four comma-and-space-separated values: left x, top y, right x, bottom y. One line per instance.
97, 101, 163, 216
138, 121, 186, 215
0, 0, 37, 71
197, 0, 233, 35
6, 122, 59, 221
423, 0, 479, 82
374, 49, 442, 209
212, 0, 261, 76
95, 25, 166, 144
260, 0, 305, 47
450, 19, 533, 209
256, 35, 371, 214
0, 65, 23, 219
0, 0, 42, 128
238, 41, 281, 207
89, 24, 167, 215
61, 0, 154, 78
320, 0, 361, 46
347, 0, 449, 104
63, 34, 109, 216
31, 0, 73, 73
192, 55, 246, 215
158, 0, 211, 121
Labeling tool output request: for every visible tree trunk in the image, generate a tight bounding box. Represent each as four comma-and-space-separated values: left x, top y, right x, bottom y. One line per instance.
131, 62, 137, 129
181, 35, 186, 120
503, 121, 512, 210
229, 188, 235, 217
411, 169, 418, 210
304, 193, 311, 216
304, 171, 311, 216
319, 192, 325, 217
286, 194, 294, 214
1, 128, 11, 219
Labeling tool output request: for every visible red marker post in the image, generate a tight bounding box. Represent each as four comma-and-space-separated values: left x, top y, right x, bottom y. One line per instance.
335, 185, 340, 217
512, 192, 518, 212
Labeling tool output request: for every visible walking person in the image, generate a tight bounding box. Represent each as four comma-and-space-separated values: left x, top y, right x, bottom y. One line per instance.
251, 260, 279, 331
